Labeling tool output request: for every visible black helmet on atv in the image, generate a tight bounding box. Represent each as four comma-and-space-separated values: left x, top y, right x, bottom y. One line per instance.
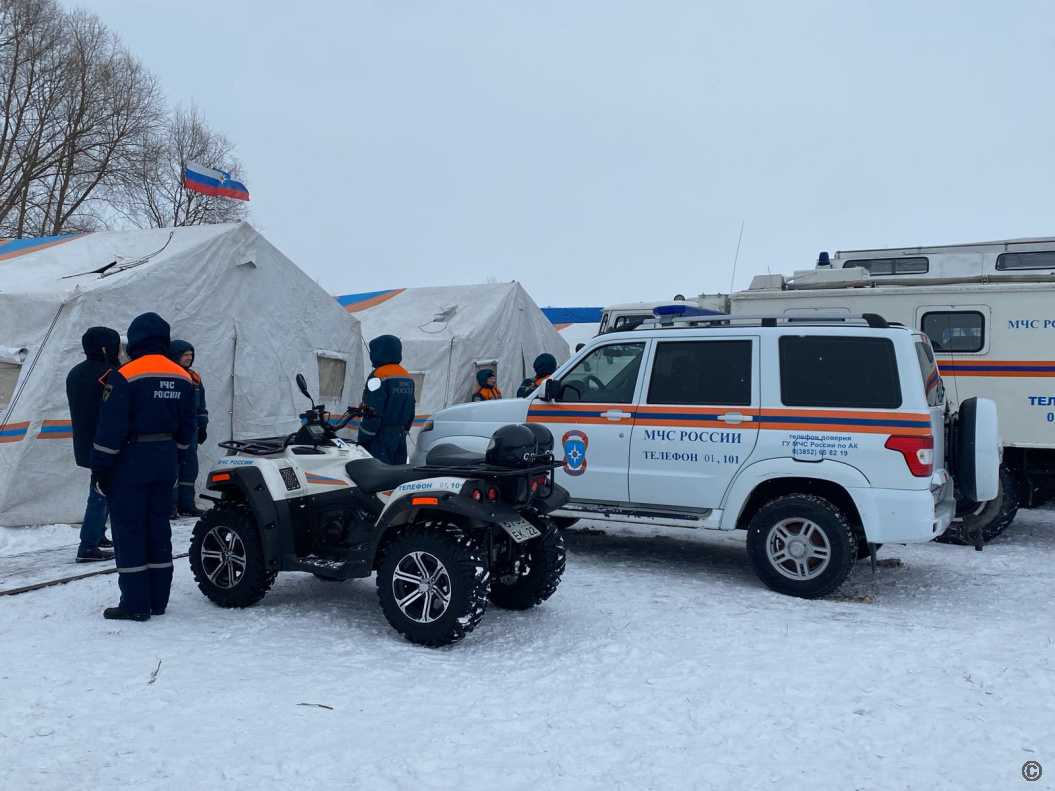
518, 423, 554, 455
486, 424, 538, 467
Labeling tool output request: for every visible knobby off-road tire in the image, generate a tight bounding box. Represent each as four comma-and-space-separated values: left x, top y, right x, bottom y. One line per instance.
746, 494, 857, 599
550, 516, 580, 530
937, 463, 1020, 546
376, 522, 491, 647
488, 517, 566, 610
189, 505, 277, 608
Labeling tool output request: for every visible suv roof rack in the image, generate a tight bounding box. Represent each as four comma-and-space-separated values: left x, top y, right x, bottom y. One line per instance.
634, 312, 892, 330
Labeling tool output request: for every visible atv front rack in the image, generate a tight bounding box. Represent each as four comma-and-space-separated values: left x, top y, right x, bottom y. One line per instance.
218, 436, 291, 456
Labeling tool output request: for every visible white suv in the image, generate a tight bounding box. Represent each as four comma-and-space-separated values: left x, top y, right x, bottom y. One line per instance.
412, 313, 1001, 598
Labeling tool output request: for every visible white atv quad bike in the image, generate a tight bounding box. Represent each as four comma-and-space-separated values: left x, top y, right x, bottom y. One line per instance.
189, 374, 569, 647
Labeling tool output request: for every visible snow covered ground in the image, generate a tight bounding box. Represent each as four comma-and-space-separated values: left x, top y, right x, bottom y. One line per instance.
1, 509, 1053, 790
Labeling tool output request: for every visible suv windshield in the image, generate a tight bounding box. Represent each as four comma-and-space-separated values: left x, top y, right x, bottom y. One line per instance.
557, 343, 645, 403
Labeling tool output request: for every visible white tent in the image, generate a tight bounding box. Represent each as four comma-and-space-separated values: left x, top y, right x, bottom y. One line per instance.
0, 222, 362, 527
340, 283, 569, 441
556, 322, 600, 353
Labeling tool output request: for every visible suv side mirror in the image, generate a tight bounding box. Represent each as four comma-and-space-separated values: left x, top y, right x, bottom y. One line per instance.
541, 378, 561, 402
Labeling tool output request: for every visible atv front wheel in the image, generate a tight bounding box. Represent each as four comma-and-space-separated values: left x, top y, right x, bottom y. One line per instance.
489, 517, 566, 610
189, 505, 276, 608
376, 522, 491, 647
937, 464, 1020, 546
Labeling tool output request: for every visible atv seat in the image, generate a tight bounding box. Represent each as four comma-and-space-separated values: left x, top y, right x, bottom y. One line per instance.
344, 459, 447, 494
424, 443, 487, 467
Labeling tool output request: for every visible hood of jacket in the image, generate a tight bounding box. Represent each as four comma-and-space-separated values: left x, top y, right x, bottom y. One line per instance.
368, 334, 403, 367
81, 326, 120, 366
533, 353, 557, 378
476, 368, 495, 387
126, 312, 171, 360
168, 339, 195, 367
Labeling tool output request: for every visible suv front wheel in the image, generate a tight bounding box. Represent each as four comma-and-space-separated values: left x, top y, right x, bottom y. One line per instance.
746, 495, 858, 598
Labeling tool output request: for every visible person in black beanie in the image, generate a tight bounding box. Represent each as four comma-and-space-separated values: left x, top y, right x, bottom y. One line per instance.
65, 327, 120, 562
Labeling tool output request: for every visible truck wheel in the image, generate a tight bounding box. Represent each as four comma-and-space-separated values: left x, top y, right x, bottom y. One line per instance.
489, 517, 566, 610
376, 522, 491, 647
189, 505, 276, 608
746, 494, 857, 599
937, 464, 1020, 545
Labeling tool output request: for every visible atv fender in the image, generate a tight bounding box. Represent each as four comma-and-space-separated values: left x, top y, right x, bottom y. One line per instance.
369, 490, 523, 564
206, 467, 289, 567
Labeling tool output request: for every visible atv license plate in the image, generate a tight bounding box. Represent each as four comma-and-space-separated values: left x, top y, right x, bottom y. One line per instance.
500, 518, 541, 543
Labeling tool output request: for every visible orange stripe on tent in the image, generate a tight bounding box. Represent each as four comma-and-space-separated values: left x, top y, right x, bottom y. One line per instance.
553, 322, 572, 331
0, 235, 83, 262
343, 288, 406, 313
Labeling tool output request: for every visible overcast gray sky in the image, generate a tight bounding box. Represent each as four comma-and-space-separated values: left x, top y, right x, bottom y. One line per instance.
70, 0, 1055, 307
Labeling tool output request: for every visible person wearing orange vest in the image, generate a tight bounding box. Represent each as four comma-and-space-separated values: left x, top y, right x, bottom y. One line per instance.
90, 312, 197, 621
167, 339, 209, 517
471, 368, 502, 402
357, 334, 416, 464
517, 353, 557, 398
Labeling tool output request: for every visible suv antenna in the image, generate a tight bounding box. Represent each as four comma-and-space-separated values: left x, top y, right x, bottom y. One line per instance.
729, 220, 745, 293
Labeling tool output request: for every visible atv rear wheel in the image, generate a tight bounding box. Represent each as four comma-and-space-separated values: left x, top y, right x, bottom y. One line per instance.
488, 516, 566, 610
189, 505, 276, 608
376, 522, 491, 647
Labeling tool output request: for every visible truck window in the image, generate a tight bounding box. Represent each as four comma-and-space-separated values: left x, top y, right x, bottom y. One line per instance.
779, 336, 901, 409
558, 343, 645, 404
921, 311, 985, 353
914, 341, 943, 407
995, 251, 1055, 271
647, 341, 751, 406
842, 256, 928, 275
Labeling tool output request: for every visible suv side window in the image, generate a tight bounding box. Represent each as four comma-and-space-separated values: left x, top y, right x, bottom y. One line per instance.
779, 336, 902, 409
647, 340, 751, 405
914, 340, 943, 407
558, 343, 645, 404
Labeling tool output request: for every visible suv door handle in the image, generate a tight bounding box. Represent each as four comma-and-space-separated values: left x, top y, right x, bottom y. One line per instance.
718, 412, 748, 424
603, 409, 632, 421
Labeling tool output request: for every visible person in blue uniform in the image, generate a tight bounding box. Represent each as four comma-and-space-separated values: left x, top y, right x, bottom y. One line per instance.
517, 353, 557, 398
90, 313, 196, 621
167, 339, 209, 517
66, 326, 120, 562
357, 335, 415, 465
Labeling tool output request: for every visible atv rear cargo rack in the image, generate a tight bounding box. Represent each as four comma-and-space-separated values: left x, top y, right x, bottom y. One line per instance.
218, 437, 291, 456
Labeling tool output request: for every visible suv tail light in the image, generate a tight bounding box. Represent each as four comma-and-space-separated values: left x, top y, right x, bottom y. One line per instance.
885, 435, 934, 477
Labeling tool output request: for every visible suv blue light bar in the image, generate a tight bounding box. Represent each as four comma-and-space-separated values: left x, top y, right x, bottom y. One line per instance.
652, 304, 728, 318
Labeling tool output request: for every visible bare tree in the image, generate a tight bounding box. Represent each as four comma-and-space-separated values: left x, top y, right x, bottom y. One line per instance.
0, 2, 247, 237
27, 9, 162, 235
116, 102, 249, 228
0, 0, 66, 236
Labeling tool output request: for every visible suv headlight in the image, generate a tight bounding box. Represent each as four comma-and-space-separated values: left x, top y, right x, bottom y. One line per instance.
421, 420, 434, 432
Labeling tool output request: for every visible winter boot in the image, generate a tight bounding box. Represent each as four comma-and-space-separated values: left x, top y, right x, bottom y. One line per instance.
103, 607, 149, 622
76, 548, 115, 563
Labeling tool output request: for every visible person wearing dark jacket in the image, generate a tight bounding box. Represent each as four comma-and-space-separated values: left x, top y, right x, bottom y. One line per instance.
65, 327, 120, 562
517, 353, 557, 398
357, 335, 415, 465
471, 368, 502, 402
167, 339, 209, 517
91, 313, 196, 621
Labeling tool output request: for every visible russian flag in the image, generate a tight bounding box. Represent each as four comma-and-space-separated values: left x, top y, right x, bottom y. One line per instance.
184, 162, 250, 201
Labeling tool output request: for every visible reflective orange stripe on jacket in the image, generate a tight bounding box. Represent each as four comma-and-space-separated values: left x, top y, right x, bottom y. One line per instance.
120, 355, 192, 383
373, 363, 411, 379
474, 386, 503, 400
